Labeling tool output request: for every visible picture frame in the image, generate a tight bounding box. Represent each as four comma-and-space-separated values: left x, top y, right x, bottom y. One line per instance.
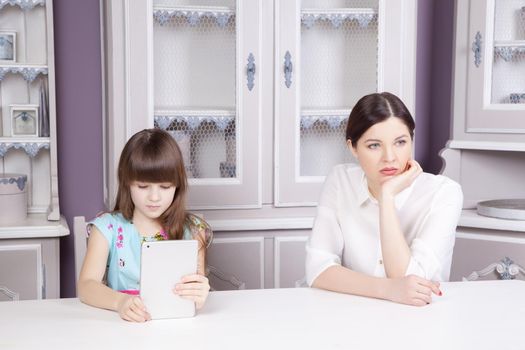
0, 31, 16, 63
11, 105, 39, 137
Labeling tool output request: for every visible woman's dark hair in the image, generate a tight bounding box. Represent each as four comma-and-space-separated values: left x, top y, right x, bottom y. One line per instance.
345, 92, 415, 147
113, 128, 188, 240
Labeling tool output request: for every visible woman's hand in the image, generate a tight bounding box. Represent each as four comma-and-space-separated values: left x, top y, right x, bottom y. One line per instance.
116, 294, 151, 322
174, 274, 211, 310
380, 159, 422, 200
385, 275, 442, 306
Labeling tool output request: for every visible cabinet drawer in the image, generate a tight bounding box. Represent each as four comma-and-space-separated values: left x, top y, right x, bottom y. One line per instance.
0, 243, 42, 300
207, 237, 264, 291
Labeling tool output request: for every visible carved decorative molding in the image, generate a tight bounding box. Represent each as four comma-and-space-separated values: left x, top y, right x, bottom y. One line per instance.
154, 114, 235, 131
0, 140, 50, 157
463, 257, 525, 281
300, 114, 347, 129
0, 66, 48, 82
153, 7, 234, 27
301, 9, 377, 29
494, 46, 525, 62
0, 0, 44, 11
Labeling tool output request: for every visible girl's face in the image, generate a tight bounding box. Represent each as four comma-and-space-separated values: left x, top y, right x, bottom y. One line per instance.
130, 181, 176, 221
348, 117, 413, 190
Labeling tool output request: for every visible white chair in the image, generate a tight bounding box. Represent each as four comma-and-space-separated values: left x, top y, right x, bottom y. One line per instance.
73, 216, 88, 293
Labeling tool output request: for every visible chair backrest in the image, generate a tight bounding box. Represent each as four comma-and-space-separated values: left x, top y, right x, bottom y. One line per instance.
73, 216, 87, 291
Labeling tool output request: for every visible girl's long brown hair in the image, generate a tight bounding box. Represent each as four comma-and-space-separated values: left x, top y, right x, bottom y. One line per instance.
113, 128, 188, 240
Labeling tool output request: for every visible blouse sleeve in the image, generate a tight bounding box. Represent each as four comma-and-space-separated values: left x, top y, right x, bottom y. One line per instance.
305, 167, 345, 286
87, 213, 115, 248
404, 181, 463, 281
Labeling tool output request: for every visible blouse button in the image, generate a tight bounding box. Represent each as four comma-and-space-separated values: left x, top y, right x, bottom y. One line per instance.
379, 259, 383, 265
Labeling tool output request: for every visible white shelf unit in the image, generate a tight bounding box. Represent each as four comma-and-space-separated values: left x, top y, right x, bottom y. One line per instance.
0, 0, 68, 302
444, 0, 525, 283
0, 0, 61, 220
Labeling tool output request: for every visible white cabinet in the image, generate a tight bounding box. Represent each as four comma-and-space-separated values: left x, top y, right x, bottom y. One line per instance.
0, 0, 68, 300
0, 217, 68, 300
275, 0, 416, 206
463, 0, 525, 134
103, 0, 417, 210
443, 0, 525, 282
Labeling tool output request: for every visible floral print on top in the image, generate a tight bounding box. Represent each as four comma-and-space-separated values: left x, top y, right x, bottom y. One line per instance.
87, 212, 211, 293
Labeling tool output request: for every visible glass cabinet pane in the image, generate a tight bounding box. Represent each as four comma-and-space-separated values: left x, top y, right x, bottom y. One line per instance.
300, 0, 378, 176
152, 1, 238, 179
491, 0, 525, 104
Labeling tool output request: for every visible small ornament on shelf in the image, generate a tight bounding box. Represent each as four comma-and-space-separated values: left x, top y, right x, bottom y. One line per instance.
0, 31, 16, 63
477, 198, 525, 221
38, 78, 49, 137
10, 104, 39, 137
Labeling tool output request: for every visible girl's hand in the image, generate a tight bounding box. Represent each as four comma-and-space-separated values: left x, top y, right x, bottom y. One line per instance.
174, 274, 211, 310
116, 294, 151, 322
385, 275, 442, 306
380, 159, 422, 200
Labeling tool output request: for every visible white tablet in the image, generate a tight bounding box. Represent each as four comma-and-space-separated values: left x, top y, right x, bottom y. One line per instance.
140, 240, 198, 319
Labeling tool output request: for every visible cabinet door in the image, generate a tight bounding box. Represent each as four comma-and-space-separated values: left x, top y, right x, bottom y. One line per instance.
106, 0, 263, 209
274, 0, 416, 206
0, 244, 42, 300
465, 0, 525, 133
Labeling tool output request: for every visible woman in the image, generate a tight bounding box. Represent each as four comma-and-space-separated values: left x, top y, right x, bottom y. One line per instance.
306, 92, 463, 306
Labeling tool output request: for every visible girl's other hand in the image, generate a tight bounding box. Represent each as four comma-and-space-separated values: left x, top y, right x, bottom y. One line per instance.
174, 274, 211, 310
116, 294, 151, 322
380, 159, 422, 199
385, 275, 442, 307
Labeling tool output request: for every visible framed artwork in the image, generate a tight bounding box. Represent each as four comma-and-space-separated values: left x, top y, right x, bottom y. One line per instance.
11, 105, 39, 137
0, 31, 16, 63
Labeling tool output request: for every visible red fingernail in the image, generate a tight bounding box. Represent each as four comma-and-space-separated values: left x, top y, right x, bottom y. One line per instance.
438, 291, 443, 296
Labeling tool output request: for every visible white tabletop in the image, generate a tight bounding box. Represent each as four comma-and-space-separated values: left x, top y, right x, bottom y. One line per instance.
1, 280, 524, 350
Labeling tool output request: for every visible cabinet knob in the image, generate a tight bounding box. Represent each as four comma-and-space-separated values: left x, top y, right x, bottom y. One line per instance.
284, 51, 293, 88
246, 53, 256, 91
471, 31, 482, 67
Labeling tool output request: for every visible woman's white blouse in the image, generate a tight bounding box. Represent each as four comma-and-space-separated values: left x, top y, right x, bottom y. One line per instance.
305, 164, 463, 286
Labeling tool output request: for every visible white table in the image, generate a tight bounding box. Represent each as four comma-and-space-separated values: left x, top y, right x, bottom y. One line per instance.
1, 281, 524, 350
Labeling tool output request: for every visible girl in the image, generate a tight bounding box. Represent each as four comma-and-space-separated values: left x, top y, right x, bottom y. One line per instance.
78, 128, 212, 322
306, 92, 463, 306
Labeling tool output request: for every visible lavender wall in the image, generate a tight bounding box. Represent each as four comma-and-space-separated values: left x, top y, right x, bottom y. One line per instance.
415, 0, 455, 174
428, 0, 455, 174
53, 1, 456, 297
54, 0, 104, 297
415, 0, 434, 168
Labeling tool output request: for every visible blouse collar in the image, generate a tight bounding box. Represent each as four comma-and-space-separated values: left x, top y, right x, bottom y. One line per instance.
356, 168, 416, 210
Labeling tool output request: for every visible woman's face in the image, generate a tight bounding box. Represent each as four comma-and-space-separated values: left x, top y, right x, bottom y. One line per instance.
348, 116, 413, 189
